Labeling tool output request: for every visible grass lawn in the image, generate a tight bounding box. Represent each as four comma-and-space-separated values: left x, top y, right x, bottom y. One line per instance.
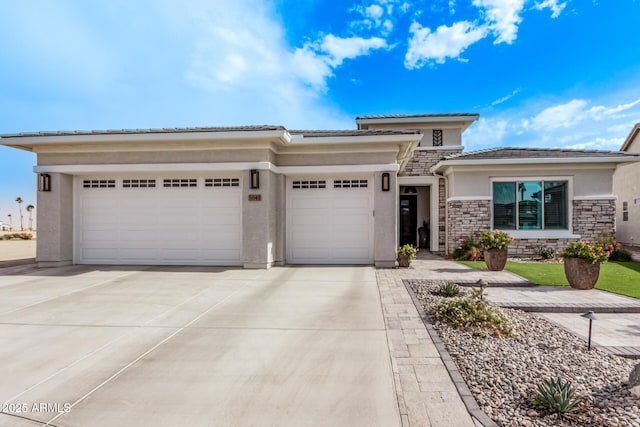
458, 260, 640, 299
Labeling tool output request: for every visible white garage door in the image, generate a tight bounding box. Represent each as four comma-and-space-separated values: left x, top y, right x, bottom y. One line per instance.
287, 176, 374, 264
76, 175, 242, 265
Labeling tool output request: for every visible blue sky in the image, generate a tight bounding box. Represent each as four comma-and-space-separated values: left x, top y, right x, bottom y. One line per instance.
1, 0, 640, 226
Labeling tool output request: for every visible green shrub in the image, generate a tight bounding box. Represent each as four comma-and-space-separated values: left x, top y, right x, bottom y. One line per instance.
451, 236, 483, 261
397, 244, 418, 261
532, 377, 582, 415
610, 247, 633, 261
438, 282, 460, 297
536, 246, 556, 259
436, 297, 514, 337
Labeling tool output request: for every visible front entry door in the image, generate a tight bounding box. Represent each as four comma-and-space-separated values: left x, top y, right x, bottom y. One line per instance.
399, 195, 417, 247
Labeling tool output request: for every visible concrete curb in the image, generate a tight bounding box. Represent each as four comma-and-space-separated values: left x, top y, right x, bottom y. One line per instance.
494, 303, 640, 313
403, 280, 498, 427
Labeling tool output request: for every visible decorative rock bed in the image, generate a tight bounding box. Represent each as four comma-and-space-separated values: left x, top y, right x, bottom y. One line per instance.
410, 280, 640, 427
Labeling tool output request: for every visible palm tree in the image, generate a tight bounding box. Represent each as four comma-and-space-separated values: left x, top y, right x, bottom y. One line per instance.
15, 197, 24, 231
26, 204, 35, 231
7, 214, 12, 231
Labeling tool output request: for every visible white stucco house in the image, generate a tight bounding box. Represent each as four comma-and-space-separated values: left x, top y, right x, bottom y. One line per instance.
614, 123, 640, 247
1, 114, 638, 268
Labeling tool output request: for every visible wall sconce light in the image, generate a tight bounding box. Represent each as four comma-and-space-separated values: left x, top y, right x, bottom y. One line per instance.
250, 169, 259, 189
381, 172, 390, 192
39, 173, 51, 192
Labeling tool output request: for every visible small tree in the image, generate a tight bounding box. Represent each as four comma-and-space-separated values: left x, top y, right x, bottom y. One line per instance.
15, 197, 24, 231
26, 204, 35, 231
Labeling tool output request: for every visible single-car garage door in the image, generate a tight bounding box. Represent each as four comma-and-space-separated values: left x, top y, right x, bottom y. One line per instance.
286, 176, 374, 264
76, 175, 242, 265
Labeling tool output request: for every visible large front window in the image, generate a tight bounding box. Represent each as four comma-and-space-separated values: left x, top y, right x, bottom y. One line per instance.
493, 181, 568, 230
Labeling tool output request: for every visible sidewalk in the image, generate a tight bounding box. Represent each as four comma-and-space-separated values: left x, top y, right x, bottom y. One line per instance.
0, 237, 36, 266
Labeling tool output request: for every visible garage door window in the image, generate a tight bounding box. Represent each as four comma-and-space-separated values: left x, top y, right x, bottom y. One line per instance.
205, 178, 240, 187
163, 178, 197, 188
123, 179, 156, 188
292, 180, 326, 189
83, 179, 116, 188
334, 179, 368, 188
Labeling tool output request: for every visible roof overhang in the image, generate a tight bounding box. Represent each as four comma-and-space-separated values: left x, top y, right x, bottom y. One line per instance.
431, 155, 640, 174
356, 114, 479, 131
621, 123, 640, 151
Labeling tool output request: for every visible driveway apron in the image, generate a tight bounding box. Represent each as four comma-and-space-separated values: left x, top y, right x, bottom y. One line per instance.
0, 265, 399, 427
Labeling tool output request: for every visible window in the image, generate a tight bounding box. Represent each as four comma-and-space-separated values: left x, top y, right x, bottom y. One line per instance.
493, 180, 568, 230
432, 129, 443, 146
163, 179, 197, 188
205, 178, 239, 187
83, 179, 116, 188
292, 180, 326, 189
334, 179, 368, 188
123, 179, 156, 188
623, 201, 629, 222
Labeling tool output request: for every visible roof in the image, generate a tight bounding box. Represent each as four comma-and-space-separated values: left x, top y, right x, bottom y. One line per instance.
289, 129, 420, 137
0, 125, 286, 139
430, 147, 640, 173
621, 123, 640, 152
443, 147, 633, 160
355, 113, 479, 120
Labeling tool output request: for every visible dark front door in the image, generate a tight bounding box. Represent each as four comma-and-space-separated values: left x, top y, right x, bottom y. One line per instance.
399, 195, 417, 247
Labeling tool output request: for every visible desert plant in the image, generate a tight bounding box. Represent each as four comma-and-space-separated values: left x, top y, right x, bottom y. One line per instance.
478, 230, 514, 250
436, 296, 514, 337
536, 246, 556, 259
532, 377, 582, 415
438, 282, 460, 297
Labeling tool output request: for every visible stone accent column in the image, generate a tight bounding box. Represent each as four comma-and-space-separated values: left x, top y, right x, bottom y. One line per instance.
446, 199, 491, 255
573, 199, 616, 240
402, 149, 462, 176
36, 173, 74, 266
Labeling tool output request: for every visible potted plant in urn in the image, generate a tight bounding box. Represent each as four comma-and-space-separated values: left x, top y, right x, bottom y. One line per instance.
479, 230, 514, 271
397, 244, 418, 267
560, 240, 614, 289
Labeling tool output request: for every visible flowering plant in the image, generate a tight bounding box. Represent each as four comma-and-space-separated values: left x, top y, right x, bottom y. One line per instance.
478, 230, 514, 250
560, 240, 614, 264
397, 244, 418, 261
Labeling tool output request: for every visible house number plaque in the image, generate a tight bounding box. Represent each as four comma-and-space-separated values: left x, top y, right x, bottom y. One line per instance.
248, 194, 261, 202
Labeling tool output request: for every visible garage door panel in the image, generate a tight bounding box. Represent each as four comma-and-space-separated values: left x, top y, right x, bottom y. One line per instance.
77, 176, 242, 266
287, 177, 373, 264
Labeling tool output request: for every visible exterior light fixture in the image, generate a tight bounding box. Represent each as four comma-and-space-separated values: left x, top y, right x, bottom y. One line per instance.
250, 169, 259, 189
581, 311, 598, 350
39, 173, 51, 192
476, 279, 488, 300
381, 172, 390, 192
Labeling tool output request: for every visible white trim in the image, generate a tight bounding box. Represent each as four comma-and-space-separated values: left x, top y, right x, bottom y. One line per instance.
292, 134, 422, 145
415, 145, 463, 151
447, 196, 492, 202
356, 115, 478, 126
398, 176, 439, 185
431, 156, 640, 173
35, 162, 400, 175
509, 230, 580, 239
573, 195, 617, 200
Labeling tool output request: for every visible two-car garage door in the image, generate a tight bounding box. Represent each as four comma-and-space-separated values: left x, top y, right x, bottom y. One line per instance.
76, 175, 242, 265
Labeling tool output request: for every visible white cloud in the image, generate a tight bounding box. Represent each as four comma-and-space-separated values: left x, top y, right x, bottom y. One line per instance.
491, 88, 521, 106
318, 35, 388, 67
565, 137, 625, 151
464, 117, 509, 150
472, 0, 525, 44
535, 0, 567, 18
404, 21, 488, 69
529, 98, 640, 131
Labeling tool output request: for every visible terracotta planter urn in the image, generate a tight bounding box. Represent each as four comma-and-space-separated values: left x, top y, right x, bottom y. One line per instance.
564, 257, 601, 290
484, 248, 508, 271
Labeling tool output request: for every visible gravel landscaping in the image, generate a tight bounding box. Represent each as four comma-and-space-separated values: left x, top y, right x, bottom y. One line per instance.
410, 279, 640, 427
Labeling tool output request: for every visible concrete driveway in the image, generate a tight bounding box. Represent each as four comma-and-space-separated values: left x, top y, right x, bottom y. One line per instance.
0, 265, 399, 427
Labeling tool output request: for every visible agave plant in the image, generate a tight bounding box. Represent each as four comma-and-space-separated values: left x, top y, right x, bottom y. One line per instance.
438, 282, 460, 297
532, 377, 582, 415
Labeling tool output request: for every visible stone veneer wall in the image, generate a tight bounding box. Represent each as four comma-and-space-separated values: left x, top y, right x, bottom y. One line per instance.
446, 200, 491, 252
437, 180, 446, 254
446, 198, 617, 257
401, 149, 462, 177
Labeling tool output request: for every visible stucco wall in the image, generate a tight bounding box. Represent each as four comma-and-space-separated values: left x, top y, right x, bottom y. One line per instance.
614, 161, 640, 246
449, 167, 615, 198
374, 171, 398, 267
361, 123, 463, 147
36, 173, 73, 266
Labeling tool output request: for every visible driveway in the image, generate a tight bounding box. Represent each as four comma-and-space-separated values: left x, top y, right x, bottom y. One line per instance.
0, 265, 399, 427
